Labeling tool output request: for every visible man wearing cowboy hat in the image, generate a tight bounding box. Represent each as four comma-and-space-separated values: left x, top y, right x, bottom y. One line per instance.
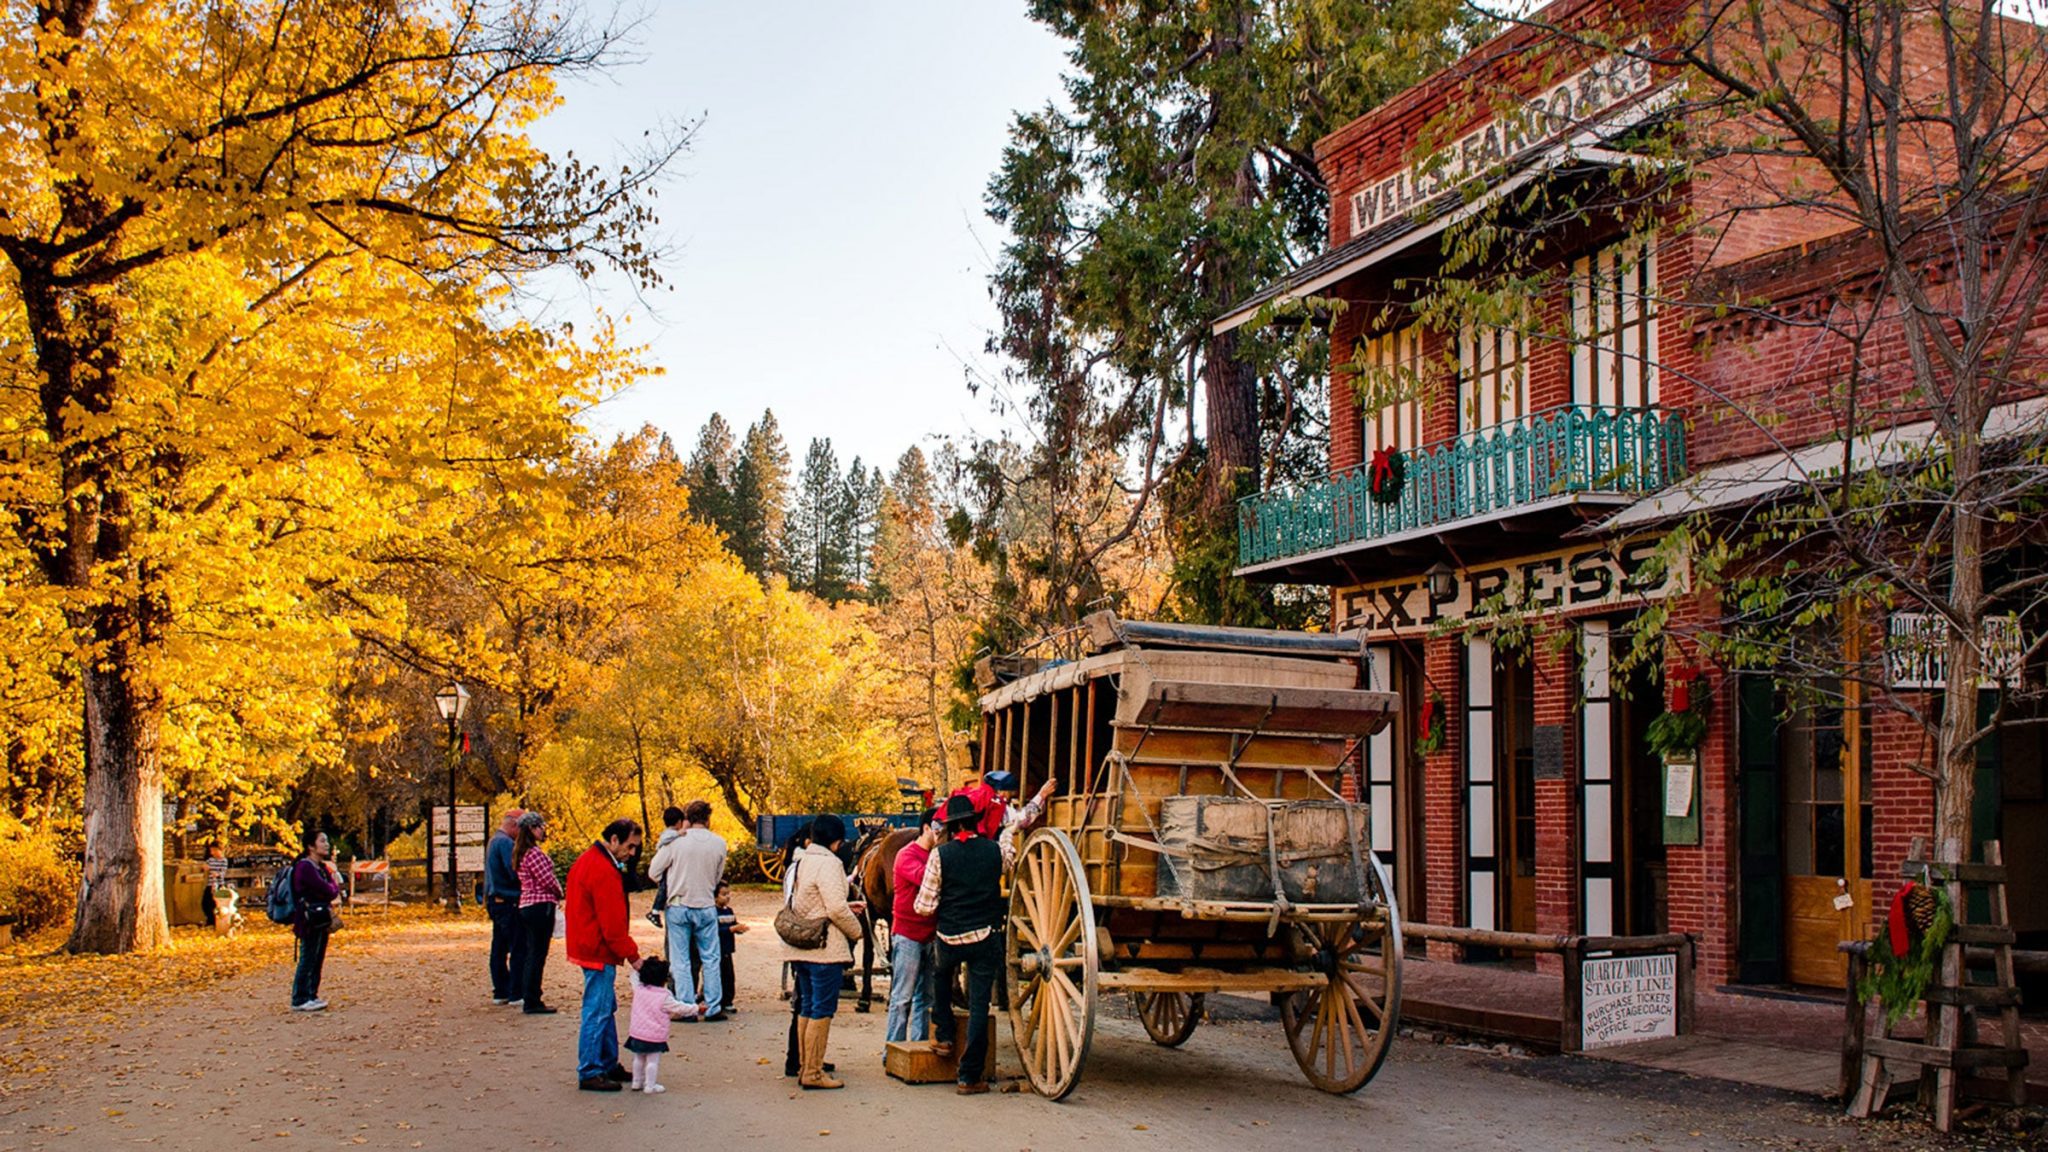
913, 793, 1019, 1094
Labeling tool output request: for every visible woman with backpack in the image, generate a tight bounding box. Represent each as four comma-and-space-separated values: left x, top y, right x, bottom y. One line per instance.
290, 832, 343, 1012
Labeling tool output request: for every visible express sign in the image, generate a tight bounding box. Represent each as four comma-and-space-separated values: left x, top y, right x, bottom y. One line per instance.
1336, 538, 1684, 638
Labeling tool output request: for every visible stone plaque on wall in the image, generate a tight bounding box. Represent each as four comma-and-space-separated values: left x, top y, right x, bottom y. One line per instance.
1533, 725, 1565, 780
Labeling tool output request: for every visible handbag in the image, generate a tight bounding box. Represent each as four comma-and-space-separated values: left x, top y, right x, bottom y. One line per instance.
773, 861, 830, 950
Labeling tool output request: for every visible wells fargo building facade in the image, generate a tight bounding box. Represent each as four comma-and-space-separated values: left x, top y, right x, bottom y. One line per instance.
1223, 2, 2046, 989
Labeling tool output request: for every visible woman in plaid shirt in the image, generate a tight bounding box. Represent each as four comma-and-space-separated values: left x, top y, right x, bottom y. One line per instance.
515, 813, 563, 1014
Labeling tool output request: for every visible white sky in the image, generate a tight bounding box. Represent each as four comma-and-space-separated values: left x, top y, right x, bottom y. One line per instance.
528, 2, 1069, 474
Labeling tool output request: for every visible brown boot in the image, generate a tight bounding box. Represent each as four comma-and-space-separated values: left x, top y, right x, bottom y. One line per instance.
800, 1018, 844, 1090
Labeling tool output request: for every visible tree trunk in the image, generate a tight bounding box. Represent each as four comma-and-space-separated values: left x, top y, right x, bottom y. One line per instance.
1935, 431, 1986, 860
1202, 325, 1261, 515
67, 646, 171, 953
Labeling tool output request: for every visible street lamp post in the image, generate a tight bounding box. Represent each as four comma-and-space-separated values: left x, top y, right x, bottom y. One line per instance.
433, 682, 471, 914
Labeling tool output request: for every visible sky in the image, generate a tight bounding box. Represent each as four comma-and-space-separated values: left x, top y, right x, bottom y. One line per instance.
527, 2, 1071, 475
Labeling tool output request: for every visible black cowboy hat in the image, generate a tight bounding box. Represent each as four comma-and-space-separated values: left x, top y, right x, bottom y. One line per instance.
943, 794, 981, 828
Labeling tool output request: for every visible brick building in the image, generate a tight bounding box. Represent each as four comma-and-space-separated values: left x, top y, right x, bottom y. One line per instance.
1220, 0, 2048, 989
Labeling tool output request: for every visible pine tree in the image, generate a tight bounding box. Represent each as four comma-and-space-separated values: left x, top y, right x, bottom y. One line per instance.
730, 411, 791, 579
685, 414, 739, 542
843, 457, 887, 593
789, 438, 849, 599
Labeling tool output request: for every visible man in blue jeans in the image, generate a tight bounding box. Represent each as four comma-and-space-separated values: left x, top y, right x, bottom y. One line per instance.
648, 799, 726, 1017
483, 808, 526, 1004
564, 819, 643, 1091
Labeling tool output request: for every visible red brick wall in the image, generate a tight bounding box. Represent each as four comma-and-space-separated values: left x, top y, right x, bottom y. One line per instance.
1422, 633, 1464, 958
1531, 636, 1578, 973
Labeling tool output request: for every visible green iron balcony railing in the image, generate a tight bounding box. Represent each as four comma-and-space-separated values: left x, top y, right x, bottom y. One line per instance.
1238, 403, 1687, 570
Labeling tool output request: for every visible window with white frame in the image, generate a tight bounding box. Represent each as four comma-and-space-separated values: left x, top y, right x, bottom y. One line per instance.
1355, 325, 1428, 456
1570, 234, 1659, 408
1458, 324, 1530, 432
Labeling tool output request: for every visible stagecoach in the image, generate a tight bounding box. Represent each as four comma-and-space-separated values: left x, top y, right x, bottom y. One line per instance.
981, 613, 1404, 1100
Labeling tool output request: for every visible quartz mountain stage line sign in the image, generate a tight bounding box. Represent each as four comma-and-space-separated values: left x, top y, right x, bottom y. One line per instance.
1336, 538, 1684, 637
1580, 952, 1679, 1050
1350, 45, 1657, 235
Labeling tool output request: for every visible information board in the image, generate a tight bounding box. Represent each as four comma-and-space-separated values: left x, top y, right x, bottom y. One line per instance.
1580, 953, 1678, 1050
429, 806, 488, 874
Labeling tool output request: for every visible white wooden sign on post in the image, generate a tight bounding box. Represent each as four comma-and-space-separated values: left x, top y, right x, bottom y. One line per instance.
1580, 953, 1678, 1050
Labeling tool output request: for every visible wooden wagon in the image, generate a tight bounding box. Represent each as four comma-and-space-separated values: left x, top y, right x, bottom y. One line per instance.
979, 613, 1403, 1100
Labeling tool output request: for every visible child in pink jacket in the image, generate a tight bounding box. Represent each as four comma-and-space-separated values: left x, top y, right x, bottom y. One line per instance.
626, 957, 701, 1093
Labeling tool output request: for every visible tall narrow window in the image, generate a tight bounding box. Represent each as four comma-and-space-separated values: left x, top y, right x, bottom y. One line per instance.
1458, 325, 1530, 432
1355, 325, 1427, 456
1571, 234, 1659, 408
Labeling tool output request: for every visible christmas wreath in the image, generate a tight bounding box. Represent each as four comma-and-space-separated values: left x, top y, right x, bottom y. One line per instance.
1415, 693, 1447, 757
1857, 875, 1953, 1028
1369, 447, 1406, 505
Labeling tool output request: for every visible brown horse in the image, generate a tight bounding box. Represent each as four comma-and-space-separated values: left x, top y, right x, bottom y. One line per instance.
850, 826, 918, 1013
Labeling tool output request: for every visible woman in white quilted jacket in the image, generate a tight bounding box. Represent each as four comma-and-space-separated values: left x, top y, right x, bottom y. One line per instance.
778, 814, 865, 1089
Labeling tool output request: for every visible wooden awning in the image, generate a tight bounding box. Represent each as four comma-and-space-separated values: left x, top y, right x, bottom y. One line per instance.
1122, 679, 1396, 737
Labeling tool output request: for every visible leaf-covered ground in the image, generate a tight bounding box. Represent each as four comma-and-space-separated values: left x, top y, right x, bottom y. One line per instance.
0, 905, 449, 1089
0, 891, 2037, 1151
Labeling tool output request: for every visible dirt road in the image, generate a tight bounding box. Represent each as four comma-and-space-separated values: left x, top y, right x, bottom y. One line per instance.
0, 890, 1940, 1151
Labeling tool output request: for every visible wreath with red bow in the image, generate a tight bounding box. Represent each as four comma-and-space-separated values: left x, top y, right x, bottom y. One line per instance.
1369, 447, 1406, 505
1414, 693, 1446, 757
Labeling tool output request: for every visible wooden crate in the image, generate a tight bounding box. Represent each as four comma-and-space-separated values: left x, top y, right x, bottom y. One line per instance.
1157, 797, 1371, 904
1157, 796, 1274, 901
1272, 801, 1369, 904
885, 1040, 959, 1084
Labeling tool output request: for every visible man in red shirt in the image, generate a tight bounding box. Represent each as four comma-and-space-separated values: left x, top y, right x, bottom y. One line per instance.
565, 818, 643, 1092
884, 808, 943, 1044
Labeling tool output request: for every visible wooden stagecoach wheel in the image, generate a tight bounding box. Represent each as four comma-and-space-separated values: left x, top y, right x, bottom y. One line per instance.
1132, 991, 1204, 1047
1006, 828, 1099, 1101
757, 846, 788, 885
1280, 854, 1403, 1094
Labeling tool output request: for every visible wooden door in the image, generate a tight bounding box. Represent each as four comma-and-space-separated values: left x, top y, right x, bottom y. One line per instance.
1780, 686, 1871, 988
1497, 657, 1538, 935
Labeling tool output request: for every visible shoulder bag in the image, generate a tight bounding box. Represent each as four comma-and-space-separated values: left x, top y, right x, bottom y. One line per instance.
773, 859, 830, 950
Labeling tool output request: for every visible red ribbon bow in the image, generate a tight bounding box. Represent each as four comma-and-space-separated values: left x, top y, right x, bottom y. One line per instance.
1370, 447, 1397, 491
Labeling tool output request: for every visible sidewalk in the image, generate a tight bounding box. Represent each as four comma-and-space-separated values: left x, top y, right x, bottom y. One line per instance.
1400, 955, 2048, 1100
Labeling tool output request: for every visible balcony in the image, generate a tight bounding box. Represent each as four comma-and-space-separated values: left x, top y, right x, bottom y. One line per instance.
1237, 404, 1687, 579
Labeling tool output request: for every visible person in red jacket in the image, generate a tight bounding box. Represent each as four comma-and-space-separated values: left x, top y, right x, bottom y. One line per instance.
565, 818, 644, 1092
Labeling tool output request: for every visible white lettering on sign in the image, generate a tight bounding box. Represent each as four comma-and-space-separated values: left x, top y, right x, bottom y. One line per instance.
1351, 45, 1657, 236
1580, 953, 1678, 1050
1334, 537, 1685, 639
1886, 612, 2024, 689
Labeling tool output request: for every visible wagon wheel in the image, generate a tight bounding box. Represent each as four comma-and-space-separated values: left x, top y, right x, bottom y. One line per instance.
1280, 853, 1403, 1094
1132, 991, 1204, 1047
757, 846, 788, 885
1006, 827, 1098, 1101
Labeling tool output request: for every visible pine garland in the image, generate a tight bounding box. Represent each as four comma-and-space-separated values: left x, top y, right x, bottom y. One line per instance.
1857, 880, 1954, 1028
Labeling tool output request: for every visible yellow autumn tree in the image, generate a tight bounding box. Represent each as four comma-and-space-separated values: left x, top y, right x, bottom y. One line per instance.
0, 1, 680, 952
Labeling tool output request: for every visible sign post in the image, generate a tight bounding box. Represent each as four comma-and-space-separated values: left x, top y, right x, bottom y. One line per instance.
428, 806, 488, 903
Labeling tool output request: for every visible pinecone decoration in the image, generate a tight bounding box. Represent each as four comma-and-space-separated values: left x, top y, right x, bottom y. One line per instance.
1905, 882, 1938, 936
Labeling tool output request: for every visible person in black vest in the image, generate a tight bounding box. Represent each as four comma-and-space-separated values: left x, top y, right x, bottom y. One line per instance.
913, 793, 1014, 1094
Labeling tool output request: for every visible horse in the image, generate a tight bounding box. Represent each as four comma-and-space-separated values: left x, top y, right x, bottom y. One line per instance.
849, 824, 919, 1013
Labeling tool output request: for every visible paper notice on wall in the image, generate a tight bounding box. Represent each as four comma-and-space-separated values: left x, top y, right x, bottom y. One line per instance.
1663, 760, 1695, 819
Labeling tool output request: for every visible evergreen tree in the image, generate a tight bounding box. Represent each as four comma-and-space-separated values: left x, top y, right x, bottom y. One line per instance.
985, 0, 1473, 625
685, 414, 738, 542
842, 457, 886, 593
789, 437, 849, 599
730, 411, 791, 580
